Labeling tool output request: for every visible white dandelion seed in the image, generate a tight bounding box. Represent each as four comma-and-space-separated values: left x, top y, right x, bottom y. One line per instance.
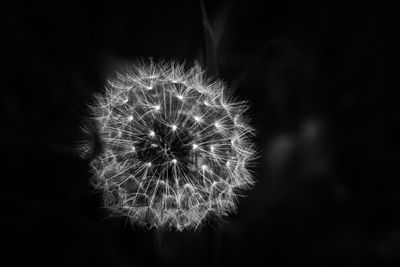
82, 61, 256, 231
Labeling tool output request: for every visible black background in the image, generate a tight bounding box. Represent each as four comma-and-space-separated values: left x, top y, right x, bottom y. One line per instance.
1, 0, 399, 266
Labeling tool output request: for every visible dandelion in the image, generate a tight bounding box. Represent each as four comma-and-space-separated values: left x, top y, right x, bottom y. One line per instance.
82, 61, 256, 230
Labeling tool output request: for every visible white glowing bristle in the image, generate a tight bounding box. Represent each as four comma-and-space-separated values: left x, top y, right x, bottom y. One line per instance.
83, 61, 256, 231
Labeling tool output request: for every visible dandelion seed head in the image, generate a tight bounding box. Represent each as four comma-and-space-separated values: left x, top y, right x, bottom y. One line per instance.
82, 61, 256, 230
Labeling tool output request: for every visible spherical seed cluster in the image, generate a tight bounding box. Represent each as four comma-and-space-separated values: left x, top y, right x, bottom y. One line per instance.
85, 61, 255, 230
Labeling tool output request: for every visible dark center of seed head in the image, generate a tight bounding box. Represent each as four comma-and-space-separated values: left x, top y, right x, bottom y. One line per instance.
137, 121, 192, 167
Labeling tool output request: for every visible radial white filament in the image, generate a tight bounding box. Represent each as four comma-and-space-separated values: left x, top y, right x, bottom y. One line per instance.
83, 61, 256, 231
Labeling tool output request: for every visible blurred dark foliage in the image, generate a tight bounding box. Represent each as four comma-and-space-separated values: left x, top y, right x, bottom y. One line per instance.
1, 0, 399, 266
